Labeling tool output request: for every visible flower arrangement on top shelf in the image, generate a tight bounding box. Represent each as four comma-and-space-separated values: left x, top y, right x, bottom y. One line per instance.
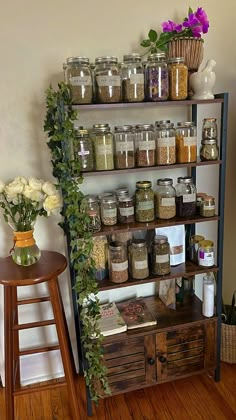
0, 177, 62, 266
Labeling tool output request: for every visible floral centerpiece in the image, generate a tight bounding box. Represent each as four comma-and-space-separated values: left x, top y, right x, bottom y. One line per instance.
0, 176, 62, 266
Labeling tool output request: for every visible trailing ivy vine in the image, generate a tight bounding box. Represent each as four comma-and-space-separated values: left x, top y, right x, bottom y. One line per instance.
44, 82, 110, 403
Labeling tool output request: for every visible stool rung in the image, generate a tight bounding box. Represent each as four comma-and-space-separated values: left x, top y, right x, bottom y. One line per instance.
17, 296, 51, 305
19, 344, 60, 356
13, 378, 66, 396
13, 319, 56, 330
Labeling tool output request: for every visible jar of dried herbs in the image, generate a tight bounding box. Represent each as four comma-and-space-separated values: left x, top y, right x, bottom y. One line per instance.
93, 124, 114, 170
200, 196, 215, 217
176, 122, 197, 163
121, 53, 144, 102
168, 57, 188, 100
108, 241, 128, 283
156, 122, 176, 165
118, 196, 134, 224
64, 57, 93, 104
200, 139, 219, 161
155, 178, 176, 219
82, 195, 101, 233
135, 181, 154, 222
95, 56, 121, 103
114, 125, 135, 169
145, 53, 169, 101
151, 235, 170, 275
175, 177, 197, 217
129, 240, 149, 279
101, 196, 117, 226
73, 127, 94, 172
135, 124, 156, 167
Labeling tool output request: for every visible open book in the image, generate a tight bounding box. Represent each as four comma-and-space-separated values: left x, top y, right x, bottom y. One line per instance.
98, 302, 127, 337
117, 298, 157, 330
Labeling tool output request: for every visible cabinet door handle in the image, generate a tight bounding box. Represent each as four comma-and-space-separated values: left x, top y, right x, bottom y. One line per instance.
158, 355, 167, 363
147, 358, 155, 365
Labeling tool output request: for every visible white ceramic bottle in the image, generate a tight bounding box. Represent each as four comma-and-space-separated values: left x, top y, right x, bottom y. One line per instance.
190, 59, 216, 100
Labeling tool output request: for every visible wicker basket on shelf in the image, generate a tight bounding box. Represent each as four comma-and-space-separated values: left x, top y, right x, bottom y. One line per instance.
167, 37, 204, 72
221, 290, 236, 363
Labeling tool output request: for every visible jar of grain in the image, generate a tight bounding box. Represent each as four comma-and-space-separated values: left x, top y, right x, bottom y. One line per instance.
121, 53, 145, 102
95, 56, 121, 103
129, 240, 149, 279
108, 241, 128, 283
93, 124, 114, 170
202, 118, 218, 140
200, 139, 219, 161
175, 177, 197, 217
64, 57, 93, 104
135, 124, 156, 167
114, 125, 135, 169
151, 235, 170, 275
145, 53, 169, 101
92, 235, 108, 281
155, 178, 176, 219
168, 57, 188, 100
176, 122, 197, 163
135, 181, 154, 222
82, 195, 101, 232
189, 234, 205, 263
73, 128, 94, 172
156, 122, 176, 165
118, 196, 134, 224
200, 196, 215, 217
101, 196, 117, 226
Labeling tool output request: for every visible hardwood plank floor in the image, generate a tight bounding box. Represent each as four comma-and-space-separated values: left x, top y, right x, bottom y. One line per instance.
0, 363, 235, 420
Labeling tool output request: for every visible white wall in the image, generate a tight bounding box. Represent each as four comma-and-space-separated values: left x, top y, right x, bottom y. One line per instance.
0, 0, 235, 384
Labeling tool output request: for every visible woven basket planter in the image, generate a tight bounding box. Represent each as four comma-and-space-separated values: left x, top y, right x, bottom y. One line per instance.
167, 37, 204, 72
221, 323, 236, 363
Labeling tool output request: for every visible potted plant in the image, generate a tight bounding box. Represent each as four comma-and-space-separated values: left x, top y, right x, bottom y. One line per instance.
221, 291, 236, 363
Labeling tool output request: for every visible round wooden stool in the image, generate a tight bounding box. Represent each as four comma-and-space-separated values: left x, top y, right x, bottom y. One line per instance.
0, 250, 80, 420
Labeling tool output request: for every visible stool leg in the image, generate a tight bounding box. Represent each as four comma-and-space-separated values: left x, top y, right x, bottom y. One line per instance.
4, 286, 15, 420
12, 287, 20, 389
48, 277, 80, 420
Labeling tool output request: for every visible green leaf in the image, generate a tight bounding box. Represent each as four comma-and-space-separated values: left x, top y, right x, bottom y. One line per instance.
188, 7, 193, 15
140, 39, 151, 47
150, 47, 158, 54
148, 29, 157, 42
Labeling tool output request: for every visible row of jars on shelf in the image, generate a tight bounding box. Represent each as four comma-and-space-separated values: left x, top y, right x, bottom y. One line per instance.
64, 53, 189, 104
73, 119, 219, 172
84, 177, 216, 232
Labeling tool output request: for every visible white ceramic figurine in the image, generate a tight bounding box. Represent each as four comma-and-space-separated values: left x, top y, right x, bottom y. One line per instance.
190, 59, 216, 100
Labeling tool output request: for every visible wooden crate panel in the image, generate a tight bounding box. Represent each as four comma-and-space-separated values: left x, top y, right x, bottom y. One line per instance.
167, 347, 204, 362
167, 325, 204, 345
103, 337, 144, 359
108, 376, 147, 395
167, 338, 204, 354
167, 360, 204, 377
107, 359, 145, 376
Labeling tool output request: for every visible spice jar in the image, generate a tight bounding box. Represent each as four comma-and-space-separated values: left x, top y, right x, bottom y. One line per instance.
176, 122, 197, 163
73, 127, 94, 172
145, 53, 169, 101
196, 192, 207, 215
135, 124, 156, 167
82, 195, 101, 232
200, 139, 219, 161
93, 124, 114, 170
101, 196, 117, 226
121, 53, 144, 102
129, 240, 149, 279
92, 235, 108, 281
200, 196, 215, 217
168, 57, 188, 100
202, 118, 218, 139
175, 176, 197, 217
118, 196, 134, 224
64, 57, 93, 104
108, 241, 128, 283
198, 240, 214, 267
95, 56, 121, 103
156, 122, 176, 165
114, 125, 135, 169
155, 178, 176, 219
189, 235, 205, 263
135, 181, 154, 222
151, 235, 170, 275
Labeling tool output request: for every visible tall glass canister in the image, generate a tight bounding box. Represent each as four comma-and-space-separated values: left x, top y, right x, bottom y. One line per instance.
121, 53, 145, 102
156, 121, 176, 165
135, 124, 156, 167
64, 56, 93, 104
145, 53, 169, 101
95, 56, 121, 103
114, 125, 135, 169
93, 124, 114, 170
168, 57, 188, 100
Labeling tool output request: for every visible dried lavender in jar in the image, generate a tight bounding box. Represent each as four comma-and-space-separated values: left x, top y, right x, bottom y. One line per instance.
145, 53, 169, 101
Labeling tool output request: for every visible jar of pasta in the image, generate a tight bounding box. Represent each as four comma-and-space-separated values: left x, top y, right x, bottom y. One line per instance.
176, 122, 197, 163
114, 125, 135, 169
151, 235, 170, 275
135, 181, 154, 222
95, 56, 121, 103
168, 57, 188, 100
93, 124, 114, 170
129, 240, 149, 279
155, 178, 176, 219
135, 124, 156, 167
64, 57, 93, 104
108, 241, 128, 283
121, 53, 144, 102
101, 196, 117, 226
156, 122, 176, 165
175, 176, 197, 217
145, 53, 169, 101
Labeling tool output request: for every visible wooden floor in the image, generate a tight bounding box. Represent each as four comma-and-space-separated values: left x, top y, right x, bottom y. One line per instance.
0, 363, 236, 420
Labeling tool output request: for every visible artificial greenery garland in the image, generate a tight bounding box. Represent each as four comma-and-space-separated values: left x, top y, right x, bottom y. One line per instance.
44, 82, 110, 403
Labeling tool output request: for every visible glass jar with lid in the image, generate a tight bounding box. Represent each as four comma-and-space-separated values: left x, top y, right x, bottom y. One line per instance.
200, 196, 215, 217
135, 124, 156, 167
135, 181, 154, 222
73, 127, 94, 172
114, 187, 129, 199
189, 234, 205, 263
175, 176, 197, 217
202, 118, 218, 139
82, 195, 101, 232
155, 178, 176, 219
101, 196, 117, 226
145, 53, 169, 101
168, 57, 188, 100
114, 125, 135, 169
196, 192, 207, 214
92, 235, 108, 281
198, 240, 214, 267
108, 241, 128, 283
64, 56, 93, 104
200, 139, 219, 161
93, 124, 114, 170
176, 122, 197, 163
118, 196, 134, 224
151, 235, 170, 275
129, 240, 149, 279
156, 122, 176, 165
95, 56, 121, 103
121, 53, 144, 102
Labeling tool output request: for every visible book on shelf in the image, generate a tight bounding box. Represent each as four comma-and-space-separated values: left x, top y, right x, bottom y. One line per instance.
98, 302, 127, 337
116, 297, 157, 330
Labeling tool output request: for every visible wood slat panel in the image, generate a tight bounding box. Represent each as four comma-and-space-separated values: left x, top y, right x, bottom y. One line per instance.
109, 376, 147, 394
167, 339, 204, 354
105, 352, 143, 368
167, 328, 204, 345
107, 360, 145, 376
108, 369, 145, 384
168, 354, 204, 368
167, 348, 204, 362
167, 361, 204, 377
103, 337, 144, 359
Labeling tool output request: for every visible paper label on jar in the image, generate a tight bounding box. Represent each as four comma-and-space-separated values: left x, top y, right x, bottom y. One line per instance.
112, 260, 128, 271
183, 193, 196, 203
203, 205, 215, 211
130, 73, 144, 85
157, 137, 175, 147
161, 197, 175, 207
136, 201, 154, 210
78, 150, 90, 156
96, 75, 121, 87
96, 144, 113, 155
119, 206, 134, 216
135, 260, 148, 269
138, 140, 156, 151
156, 254, 169, 263
184, 136, 197, 146
69, 76, 92, 86
199, 251, 214, 266
102, 208, 117, 218
116, 141, 134, 152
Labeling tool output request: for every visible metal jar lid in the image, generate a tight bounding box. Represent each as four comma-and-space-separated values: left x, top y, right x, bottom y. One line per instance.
75, 127, 89, 137
114, 188, 129, 196
157, 122, 174, 129
168, 57, 185, 64
190, 235, 205, 244
153, 235, 168, 244
101, 196, 117, 204
135, 124, 154, 131
84, 194, 98, 203
147, 53, 166, 61
109, 241, 125, 251
93, 123, 111, 133
98, 192, 114, 200
95, 56, 118, 65
136, 181, 152, 189
177, 121, 195, 127
66, 56, 90, 65
131, 239, 147, 248
118, 196, 133, 203
177, 176, 193, 184
157, 178, 173, 186
155, 120, 171, 127
198, 239, 214, 250
201, 139, 218, 145
114, 125, 133, 132
123, 53, 142, 62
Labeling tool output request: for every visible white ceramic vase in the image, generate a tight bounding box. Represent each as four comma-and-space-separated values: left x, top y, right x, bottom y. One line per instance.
189, 59, 216, 100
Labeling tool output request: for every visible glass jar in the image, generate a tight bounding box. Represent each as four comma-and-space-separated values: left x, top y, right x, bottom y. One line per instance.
176, 122, 197, 163
189, 234, 205, 263
108, 241, 128, 283
135, 181, 154, 222
200, 139, 219, 161
135, 124, 156, 167
145, 53, 169, 101
175, 177, 197, 217
101, 196, 117, 226
64, 56, 93, 104
168, 57, 188, 100
129, 240, 149, 279
82, 195, 101, 232
156, 122, 176, 165
196, 192, 207, 215
151, 235, 170, 275
202, 118, 218, 139
114, 125, 135, 169
118, 196, 134, 224
92, 235, 108, 281
155, 178, 176, 219
114, 188, 129, 199
95, 56, 121, 103
93, 124, 114, 170
198, 240, 214, 267
200, 196, 215, 217
73, 128, 94, 172
121, 53, 145, 102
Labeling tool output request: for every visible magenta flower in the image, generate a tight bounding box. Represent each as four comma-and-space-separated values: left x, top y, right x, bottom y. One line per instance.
162, 20, 182, 33
195, 7, 209, 33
